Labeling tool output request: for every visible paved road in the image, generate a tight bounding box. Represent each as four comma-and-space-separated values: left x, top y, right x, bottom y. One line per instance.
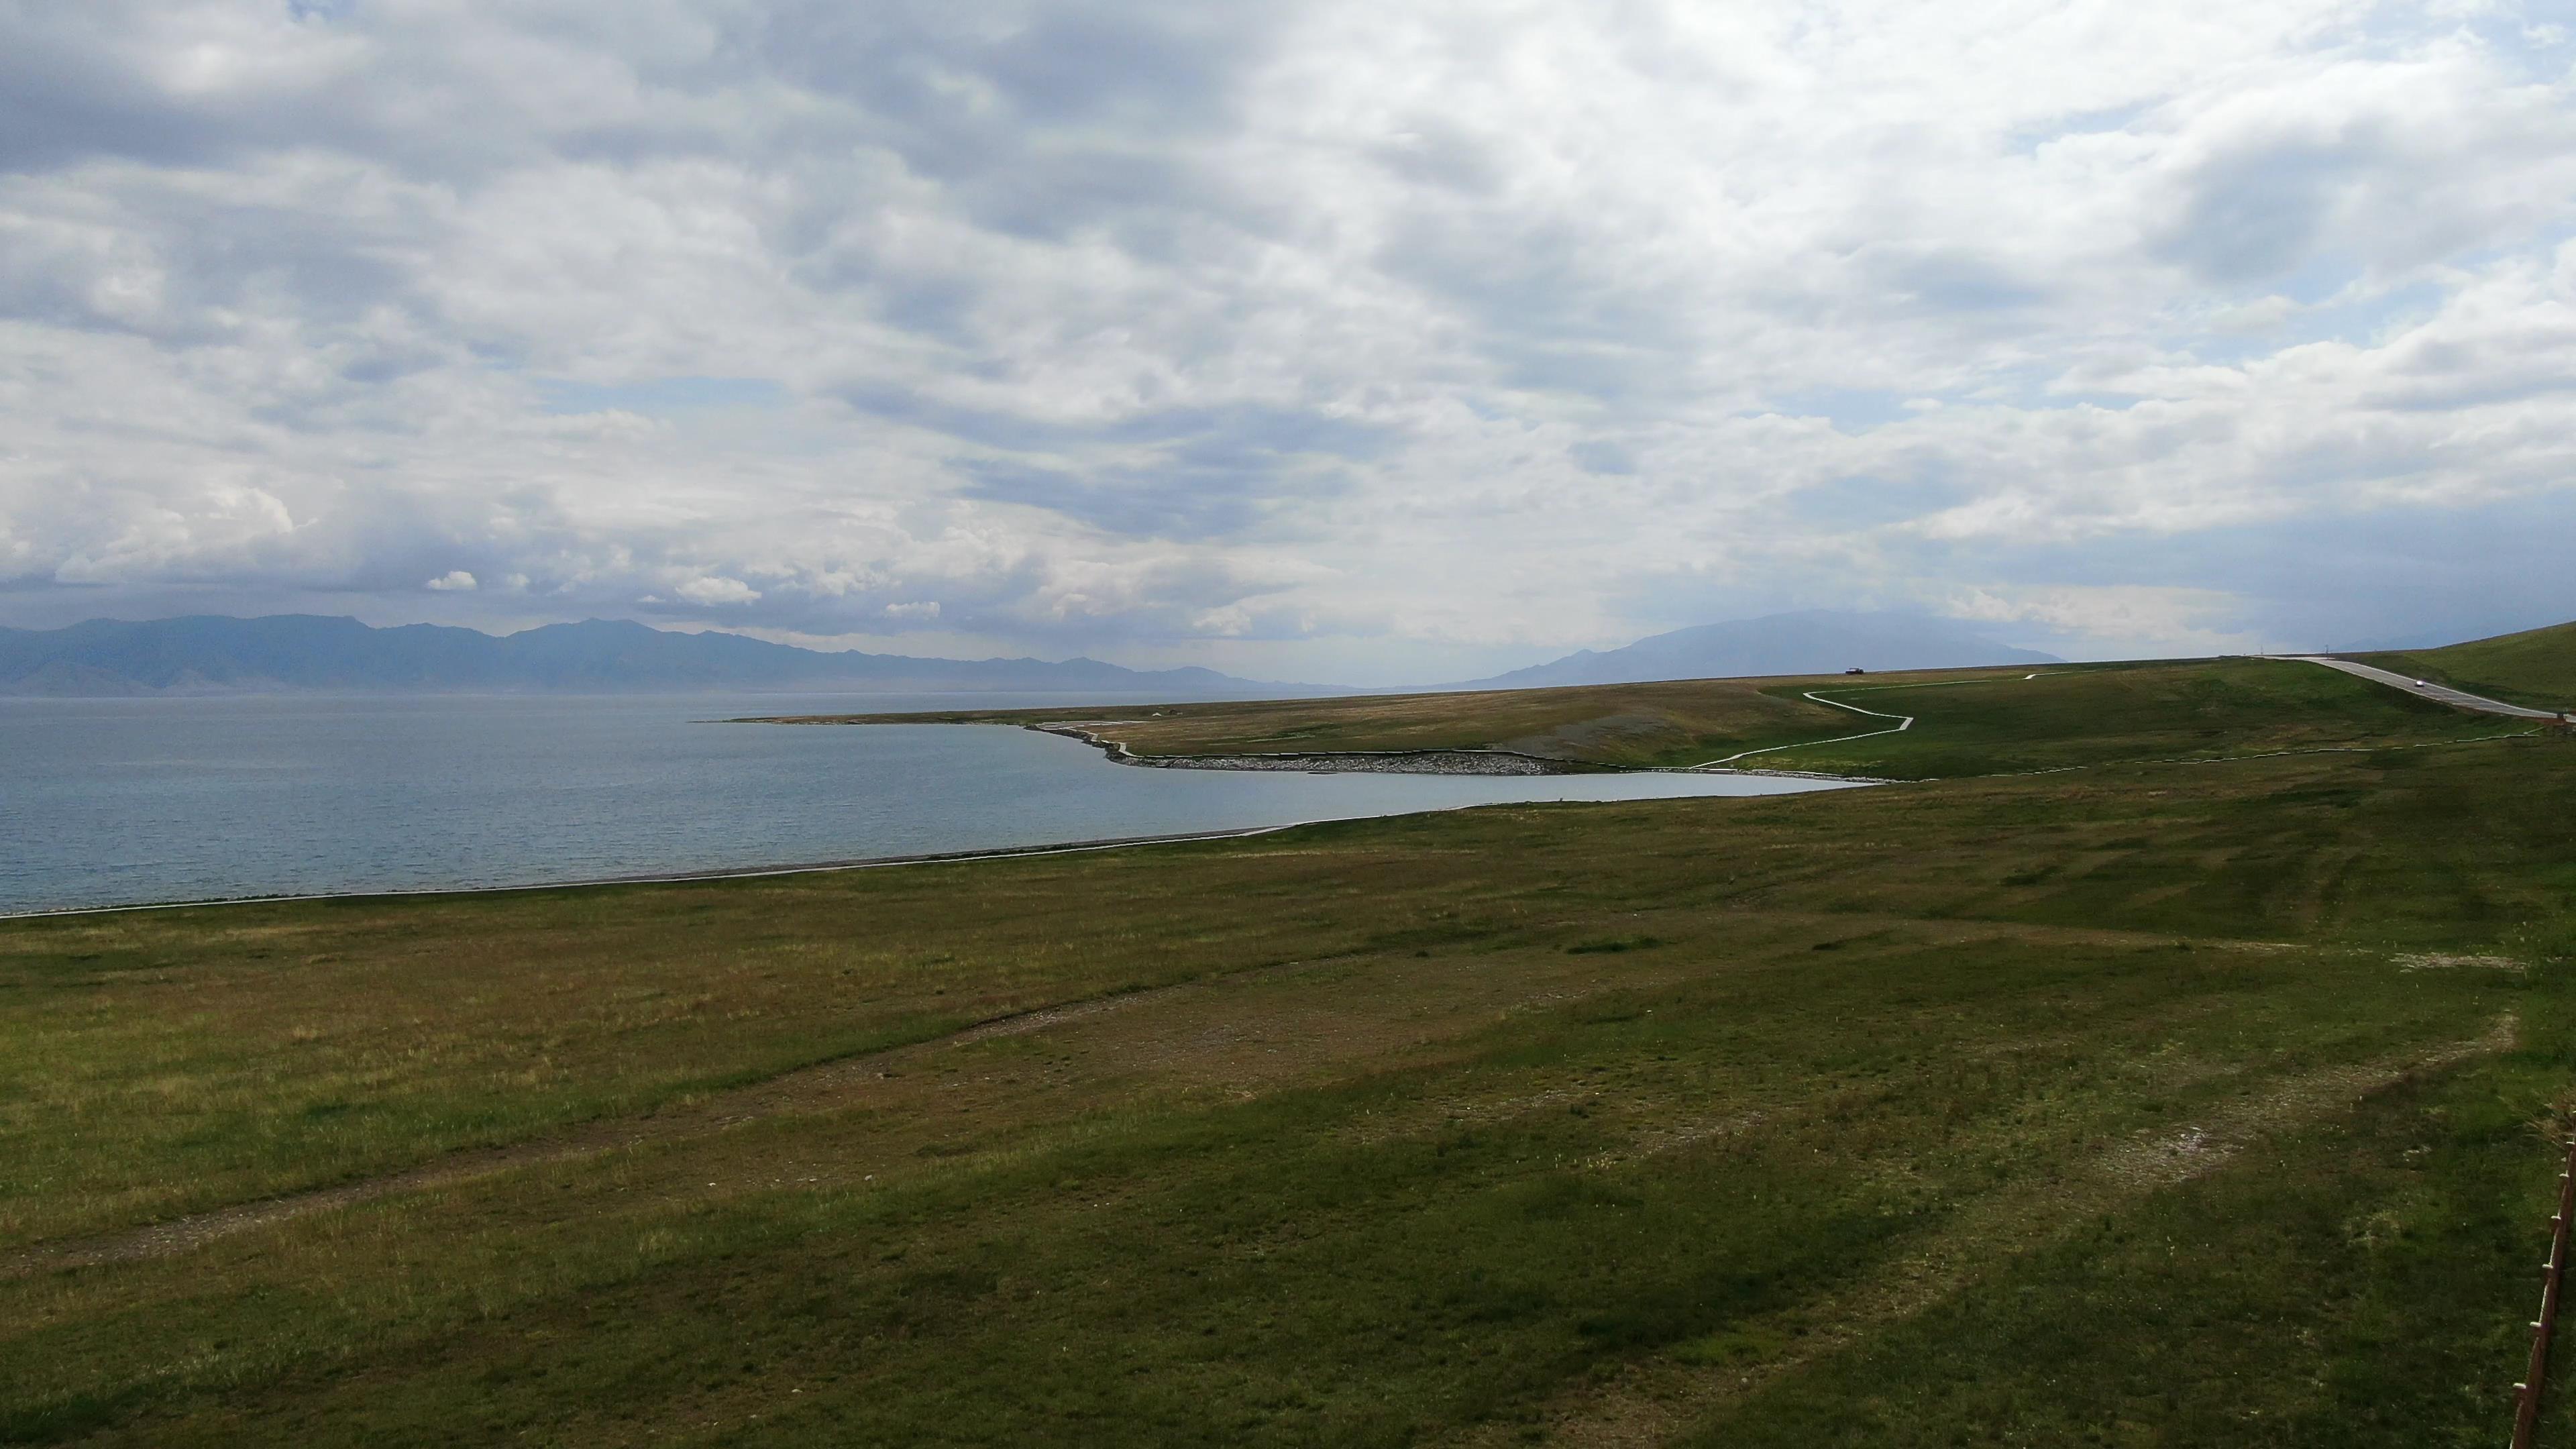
2287, 655, 2570, 720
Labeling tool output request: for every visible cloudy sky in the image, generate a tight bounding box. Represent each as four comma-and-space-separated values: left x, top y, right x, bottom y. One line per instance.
3, 1, 2573, 682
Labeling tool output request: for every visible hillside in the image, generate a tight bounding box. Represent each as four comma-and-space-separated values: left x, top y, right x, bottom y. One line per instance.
0, 614, 1297, 698
2359, 618, 2576, 712
790, 656, 2506, 776
753, 676, 1862, 769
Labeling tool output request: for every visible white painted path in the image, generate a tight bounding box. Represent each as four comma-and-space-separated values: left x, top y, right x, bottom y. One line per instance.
1691, 689, 1917, 769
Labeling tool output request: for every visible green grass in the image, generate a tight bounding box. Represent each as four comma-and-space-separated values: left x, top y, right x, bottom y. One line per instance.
1678, 1042, 2563, 1446
1733, 656, 2524, 778
2363, 619, 2576, 712
749, 653, 2539, 777
0, 862, 1341, 1246
5, 653, 2576, 1445
741, 675, 1902, 768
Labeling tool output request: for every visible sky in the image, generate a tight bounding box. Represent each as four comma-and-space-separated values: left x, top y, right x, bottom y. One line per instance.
3, 1, 2573, 685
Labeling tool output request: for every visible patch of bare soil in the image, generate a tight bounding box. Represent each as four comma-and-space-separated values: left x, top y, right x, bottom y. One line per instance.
1580, 1109, 1771, 1170
2396, 953, 2526, 972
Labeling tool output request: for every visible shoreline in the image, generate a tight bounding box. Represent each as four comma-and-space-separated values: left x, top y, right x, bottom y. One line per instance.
0, 824, 1316, 923
0, 770, 1880, 922
1010, 720, 1893, 786
740, 716, 1887, 786
1024, 722, 1593, 776
731, 714, 1592, 777
6, 722, 1892, 923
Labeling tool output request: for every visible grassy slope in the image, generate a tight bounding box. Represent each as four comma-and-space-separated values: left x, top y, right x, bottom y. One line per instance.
0, 881, 1286, 1246
744, 676, 1859, 768
1744, 655, 2525, 779
4, 659, 2576, 1445
745, 655, 2510, 775
2362, 619, 2576, 712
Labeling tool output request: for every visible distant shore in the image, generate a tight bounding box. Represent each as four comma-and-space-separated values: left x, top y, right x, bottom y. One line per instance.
735, 714, 1886, 784
731, 713, 1593, 775
1026, 722, 1590, 776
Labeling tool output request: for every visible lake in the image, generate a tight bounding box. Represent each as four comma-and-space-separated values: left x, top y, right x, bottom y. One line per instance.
0, 693, 1860, 915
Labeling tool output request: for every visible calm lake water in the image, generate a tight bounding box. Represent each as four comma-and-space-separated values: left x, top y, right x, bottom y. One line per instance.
0, 694, 1858, 914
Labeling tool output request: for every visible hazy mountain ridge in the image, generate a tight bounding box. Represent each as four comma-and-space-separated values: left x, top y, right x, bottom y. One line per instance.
1454, 610, 2059, 689
0, 616, 1304, 698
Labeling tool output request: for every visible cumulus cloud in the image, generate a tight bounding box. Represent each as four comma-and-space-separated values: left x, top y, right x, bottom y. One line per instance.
0, 0, 2571, 680
674, 575, 760, 606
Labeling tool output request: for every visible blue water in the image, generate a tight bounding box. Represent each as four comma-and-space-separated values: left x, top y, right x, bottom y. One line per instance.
0, 694, 1856, 914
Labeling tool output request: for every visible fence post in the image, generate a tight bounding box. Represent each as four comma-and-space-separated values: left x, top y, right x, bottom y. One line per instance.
2512, 1127, 2576, 1448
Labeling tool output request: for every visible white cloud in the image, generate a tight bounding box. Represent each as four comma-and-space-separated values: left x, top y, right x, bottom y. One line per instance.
0, 0, 2571, 678
882, 599, 939, 620
1191, 604, 1253, 637
675, 574, 759, 605
1939, 584, 2264, 653
425, 570, 476, 591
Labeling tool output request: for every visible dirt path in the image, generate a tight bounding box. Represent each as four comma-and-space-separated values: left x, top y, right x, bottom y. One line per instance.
1446, 1011, 2518, 1448
3, 916, 2335, 1281
0, 983, 1195, 1280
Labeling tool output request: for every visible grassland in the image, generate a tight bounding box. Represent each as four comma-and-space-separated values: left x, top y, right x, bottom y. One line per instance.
6, 654, 2576, 1445
2363, 620, 2576, 712
1741, 655, 2527, 778
742, 675, 1872, 768
755, 655, 2521, 777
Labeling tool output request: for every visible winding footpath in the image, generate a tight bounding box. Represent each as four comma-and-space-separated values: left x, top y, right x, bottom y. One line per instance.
1690, 690, 1918, 769
1688, 672, 2052, 770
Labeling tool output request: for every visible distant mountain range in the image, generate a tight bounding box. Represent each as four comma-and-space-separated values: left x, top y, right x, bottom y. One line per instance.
1452, 610, 2057, 689
0, 615, 1304, 698
0, 608, 2056, 700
